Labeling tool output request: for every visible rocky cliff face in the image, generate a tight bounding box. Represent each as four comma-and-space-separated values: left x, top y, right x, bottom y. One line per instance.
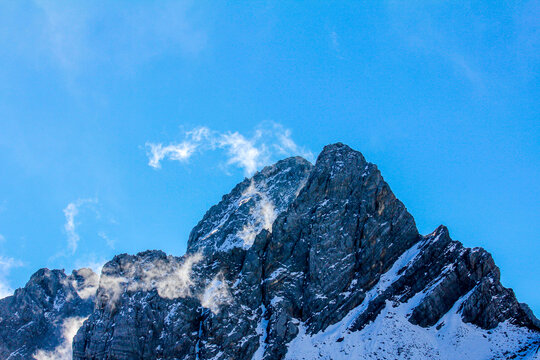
0, 268, 97, 359
1, 143, 538, 360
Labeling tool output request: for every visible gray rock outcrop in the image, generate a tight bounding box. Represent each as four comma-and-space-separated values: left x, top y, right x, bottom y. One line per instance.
0, 268, 97, 359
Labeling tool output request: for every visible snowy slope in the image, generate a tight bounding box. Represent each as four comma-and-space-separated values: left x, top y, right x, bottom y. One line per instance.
285, 238, 540, 360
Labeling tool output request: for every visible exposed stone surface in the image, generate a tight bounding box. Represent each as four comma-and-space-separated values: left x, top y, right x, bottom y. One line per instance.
261, 143, 420, 358
0, 268, 97, 359
187, 156, 313, 254
73, 251, 202, 359
349, 225, 538, 332
74, 156, 314, 360
1, 143, 539, 360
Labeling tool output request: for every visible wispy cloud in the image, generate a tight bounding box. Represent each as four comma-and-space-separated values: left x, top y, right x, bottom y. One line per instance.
236, 180, 277, 247
385, 1, 486, 93
218, 132, 263, 175
146, 142, 197, 169
146, 123, 313, 176
385, 1, 540, 93
98, 231, 115, 250
74, 255, 107, 276
0, 255, 23, 299
64, 267, 99, 300
199, 271, 231, 314
329, 30, 345, 59
63, 198, 97, 254
33, 316, 88, 360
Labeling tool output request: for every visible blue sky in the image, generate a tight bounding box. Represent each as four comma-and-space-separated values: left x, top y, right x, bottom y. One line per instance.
0, 1, 538, 314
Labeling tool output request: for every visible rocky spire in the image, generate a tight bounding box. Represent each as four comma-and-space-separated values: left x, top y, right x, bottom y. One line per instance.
261, 142, 420, 357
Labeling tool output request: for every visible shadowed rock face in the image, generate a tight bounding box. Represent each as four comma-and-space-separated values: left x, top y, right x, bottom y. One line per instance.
0, 268, 97, 359
349, 225, 537, 333
73, 251, 203, 359
2, 143, 539, 360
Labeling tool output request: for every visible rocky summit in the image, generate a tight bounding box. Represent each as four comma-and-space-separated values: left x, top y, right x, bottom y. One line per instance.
0, 143, 538, 360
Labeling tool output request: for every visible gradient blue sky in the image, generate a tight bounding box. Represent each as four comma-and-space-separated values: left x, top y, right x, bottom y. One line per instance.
0, 1, 538, 314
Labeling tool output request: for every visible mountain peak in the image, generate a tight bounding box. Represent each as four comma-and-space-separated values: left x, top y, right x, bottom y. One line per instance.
1, 143, 538, 360
317, 142, 366, 164
320, 141, 349, 152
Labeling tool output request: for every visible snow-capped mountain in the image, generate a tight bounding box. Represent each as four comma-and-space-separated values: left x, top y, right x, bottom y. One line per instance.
1, 143, 538, 359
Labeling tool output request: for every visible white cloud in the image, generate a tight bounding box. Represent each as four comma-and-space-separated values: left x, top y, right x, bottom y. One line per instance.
70, 268, 99, 300
146, 252, 203, 300
97, 273, 128, 307
185, 126, 212, 142
236, 180, 277, 247
63, 198, 97, 254
146, 142, 197, 169
74, 250, 229, 314
33, 316, 88, 360
0, 255, 23, 299
274, 126, 314, 161
74, 255, 106, 276
199, 271, 231, 314
146, 122, 313, 176
219, 132, 265, 175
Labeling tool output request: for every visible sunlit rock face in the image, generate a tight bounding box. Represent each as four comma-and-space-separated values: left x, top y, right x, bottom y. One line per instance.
2, 143, 539, 360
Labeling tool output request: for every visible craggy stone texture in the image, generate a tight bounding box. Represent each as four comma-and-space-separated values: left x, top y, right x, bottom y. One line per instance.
187, 156, 313, 254
350, 225, 538, 332
261, 143, 420, 358
74, 157, 314, 360
2, 143, 539, 360
73, 251, 202, 359
0, 268, 97, 359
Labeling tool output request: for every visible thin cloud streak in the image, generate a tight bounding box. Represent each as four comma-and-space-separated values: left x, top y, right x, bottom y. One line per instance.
385, 1, 486, 93
63, 198, 97, 254
98, 232, 115, 250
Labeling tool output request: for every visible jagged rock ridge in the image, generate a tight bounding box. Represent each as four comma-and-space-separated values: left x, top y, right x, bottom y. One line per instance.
0, 268, 97, 359
0, 143, 538, 360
